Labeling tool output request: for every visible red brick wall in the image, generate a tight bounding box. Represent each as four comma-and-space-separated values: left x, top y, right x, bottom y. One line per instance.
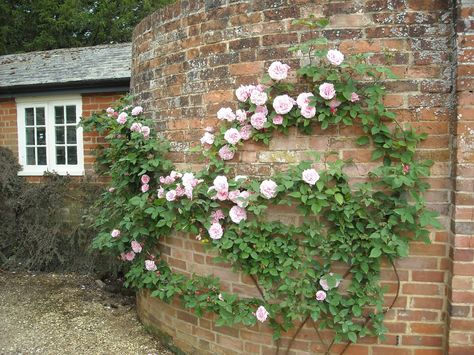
447, 1, 474, 354
0, 98, 18, 157
130, 1, 471, 354
0, 92, 123, 179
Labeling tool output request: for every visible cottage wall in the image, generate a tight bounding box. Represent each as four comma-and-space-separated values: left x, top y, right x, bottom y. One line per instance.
130, 0, 473, 354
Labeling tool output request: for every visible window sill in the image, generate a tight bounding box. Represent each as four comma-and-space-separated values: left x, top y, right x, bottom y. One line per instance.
18, 169, 85, 177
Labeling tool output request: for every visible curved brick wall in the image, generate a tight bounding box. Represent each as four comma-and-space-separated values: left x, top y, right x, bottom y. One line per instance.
130, 1, 474, 354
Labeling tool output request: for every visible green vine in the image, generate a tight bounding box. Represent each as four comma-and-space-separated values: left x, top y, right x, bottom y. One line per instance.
81, 19, 441, 353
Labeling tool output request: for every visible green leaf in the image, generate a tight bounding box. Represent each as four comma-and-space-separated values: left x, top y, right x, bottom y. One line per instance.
335, 193, 344, 205
356, 136, 370, 146
348, 332, 357, 343
369, 248, 382, 258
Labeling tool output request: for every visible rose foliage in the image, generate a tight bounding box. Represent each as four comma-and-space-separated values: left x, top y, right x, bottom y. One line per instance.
81, 19, 441, 351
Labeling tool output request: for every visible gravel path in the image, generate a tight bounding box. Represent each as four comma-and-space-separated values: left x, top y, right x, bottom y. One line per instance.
0, 271, 173, 355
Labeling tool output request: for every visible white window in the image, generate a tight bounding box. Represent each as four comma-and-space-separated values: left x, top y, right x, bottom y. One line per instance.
16, 95, 84, 176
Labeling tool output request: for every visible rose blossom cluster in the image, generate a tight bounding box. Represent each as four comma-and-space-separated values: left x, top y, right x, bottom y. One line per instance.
120, 240, 143, 262
157, 171, 202, 201
296, 92, 316, 119
130, 122, 151, 139
140, 174, 150, 193
206, 176, 251, 240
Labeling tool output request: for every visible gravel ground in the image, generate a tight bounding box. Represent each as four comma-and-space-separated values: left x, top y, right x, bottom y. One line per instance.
0, 271, 173, 355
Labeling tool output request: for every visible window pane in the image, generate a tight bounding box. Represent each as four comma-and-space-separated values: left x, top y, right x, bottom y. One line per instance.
26, 127, 35, 145
36, 107, 45, 125
55, 106, 64, 124
37, 147, 47, 165
66, 126, 77, 144
27, 147, 36, 165
25, 108, 34, 126
36, 127, 46, 145
66, 105, 76, 123
67, 146, 77, 165
56, 126, 65, 144
56, 146, 66, 165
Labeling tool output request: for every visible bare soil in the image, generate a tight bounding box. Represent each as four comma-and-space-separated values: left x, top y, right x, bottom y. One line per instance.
0, 271, 173, 355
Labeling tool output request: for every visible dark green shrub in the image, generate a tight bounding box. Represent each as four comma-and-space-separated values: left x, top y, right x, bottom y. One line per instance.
0, 146, 120, 274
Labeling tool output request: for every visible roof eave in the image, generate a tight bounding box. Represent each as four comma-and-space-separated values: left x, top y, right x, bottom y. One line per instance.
0, 78, 130, 99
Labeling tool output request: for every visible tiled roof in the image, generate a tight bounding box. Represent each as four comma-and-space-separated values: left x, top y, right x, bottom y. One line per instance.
0, 43, 131, 92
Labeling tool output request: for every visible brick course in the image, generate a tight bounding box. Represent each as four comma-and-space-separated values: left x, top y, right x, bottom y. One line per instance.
130, 0, 473, 354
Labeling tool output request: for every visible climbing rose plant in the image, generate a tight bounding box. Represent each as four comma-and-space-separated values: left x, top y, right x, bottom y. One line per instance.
82, 19, 441, 353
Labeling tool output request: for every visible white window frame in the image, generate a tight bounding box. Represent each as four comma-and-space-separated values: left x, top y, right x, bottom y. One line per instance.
16, 95, 84, 176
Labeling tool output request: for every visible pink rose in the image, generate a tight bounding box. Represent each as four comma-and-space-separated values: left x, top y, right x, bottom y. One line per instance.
111, 229, 121, 238
235, 85, 255, 102
141, 126, 151, 139
217, 107, 236, 122
350, 92, 360, 102
296, 92, 314, 108
216, 190, 229, 201
224, 128, 241, 145
327, 49, 344, 66
329, 99, 341, 109
250, 89, 268, 106
141, 174, 150, 185
255, 305, 269, 322
228, 190, 241, 203
236, 190, 250, 208
319, 273, 340, 291
182, 173, 197, 188
250, 112, 267, 130
106, 107, 115, 116
157, 187, 165, 198
213, 176, 228, 192
268, 61, 290, 81
205, 126, 214, 133
272, 115, 283, 125
402, 164, 410, 175
131, 240, 142, 253
184, 186, 193, 199
176, 184, 185, 197
240, 125, 253, 140
229, 206, 247, 224
166, 190, 177, 201
218, 145, 235, 160
116, 112, 127, 124
211, 209, 225, 223
302, 169, 320, 185
121, 251, 136, 262
200, 131, 215, 145
145, 260, 157, 271
131, 106, 143, 116
236, 109, 247, 124
316, 290, 327, 301
301, 105, 316, 119
273, 95, 295, 115
260, 180, 278, 199
141, 184, 150, 193
255, 105, 268, 116
319, 83, 336, 100
160, 175, 175, 185
130, 122, 143, 132
208, 223, 223, 240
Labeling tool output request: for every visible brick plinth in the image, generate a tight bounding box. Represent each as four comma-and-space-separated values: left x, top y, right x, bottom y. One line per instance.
130, 0, 470, 354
